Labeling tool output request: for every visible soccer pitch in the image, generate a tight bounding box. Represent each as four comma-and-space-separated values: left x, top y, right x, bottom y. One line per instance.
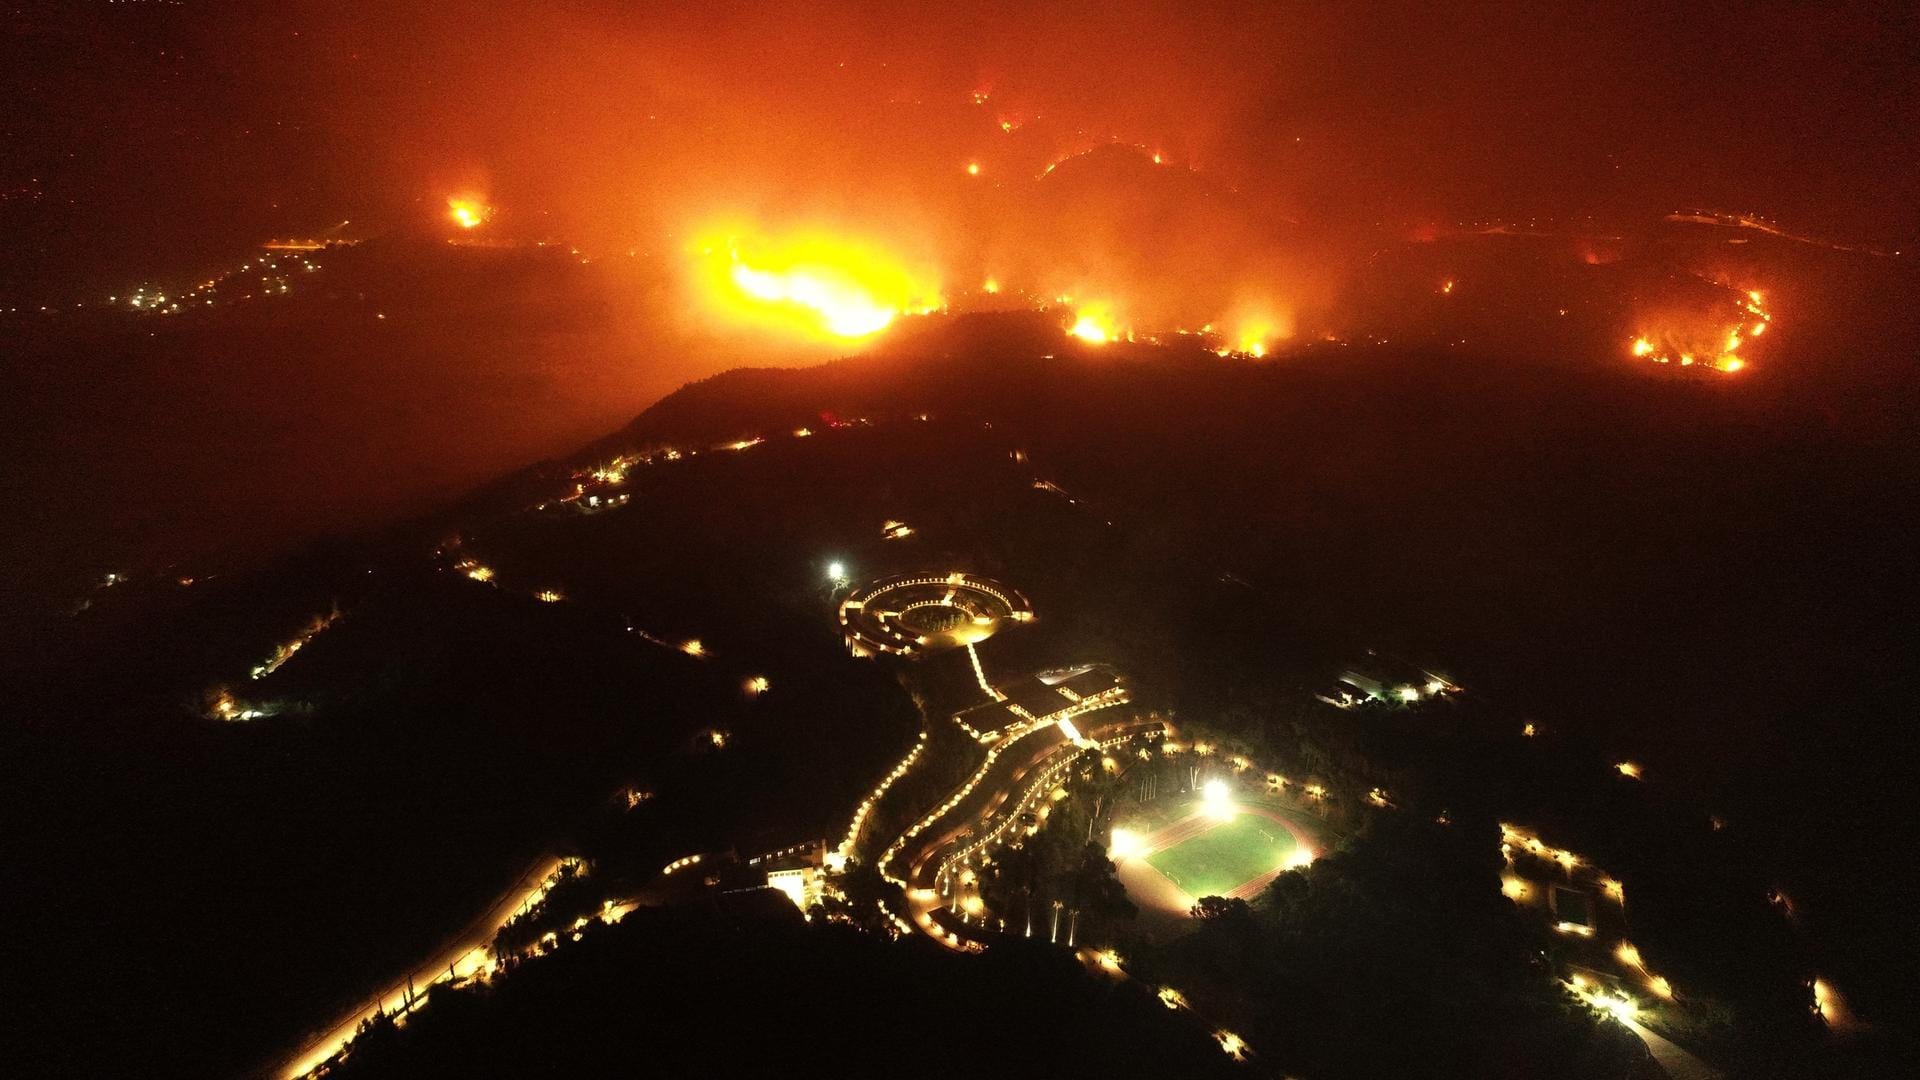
1144, 813, 1302, 899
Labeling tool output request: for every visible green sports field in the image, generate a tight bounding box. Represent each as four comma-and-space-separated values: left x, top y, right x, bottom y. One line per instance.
1144, 813, 1301, 899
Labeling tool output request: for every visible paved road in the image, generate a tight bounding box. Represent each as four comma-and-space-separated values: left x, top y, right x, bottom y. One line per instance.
1623, 1018, 1725, 1080
272, 853, 568, 1079
888, 715, 1165, 949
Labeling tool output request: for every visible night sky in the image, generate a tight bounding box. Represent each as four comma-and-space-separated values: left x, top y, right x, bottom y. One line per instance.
4, 1, 1915, 303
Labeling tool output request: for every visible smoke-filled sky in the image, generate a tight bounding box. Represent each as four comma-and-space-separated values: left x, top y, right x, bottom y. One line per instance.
3, 0, 1915, 305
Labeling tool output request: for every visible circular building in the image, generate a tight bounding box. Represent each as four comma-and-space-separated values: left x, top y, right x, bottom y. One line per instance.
838, 572, 1034, 656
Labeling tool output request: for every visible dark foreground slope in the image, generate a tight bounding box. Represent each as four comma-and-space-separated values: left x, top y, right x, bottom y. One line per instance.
5, 281, 1914, 1076
325, 898, 1242, 1080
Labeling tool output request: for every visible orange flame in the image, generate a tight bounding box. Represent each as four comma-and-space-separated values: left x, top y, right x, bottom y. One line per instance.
692, 226, 943, 342
447, 197, 491, 229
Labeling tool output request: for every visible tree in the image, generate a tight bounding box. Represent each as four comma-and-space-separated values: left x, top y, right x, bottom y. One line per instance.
1190, 894, 1254, 923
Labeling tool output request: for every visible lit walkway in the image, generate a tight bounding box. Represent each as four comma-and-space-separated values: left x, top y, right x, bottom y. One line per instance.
1623, 1018, 1723, 1080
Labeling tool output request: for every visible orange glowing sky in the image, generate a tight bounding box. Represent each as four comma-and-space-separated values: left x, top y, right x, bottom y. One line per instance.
13, 0, 1910, 378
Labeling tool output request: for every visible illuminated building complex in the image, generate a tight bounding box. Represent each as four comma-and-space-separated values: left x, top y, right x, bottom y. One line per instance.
837, 572, 1033, 656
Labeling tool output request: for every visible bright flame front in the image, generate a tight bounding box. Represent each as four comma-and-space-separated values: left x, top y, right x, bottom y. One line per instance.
694, 228, 943, 342
1068, 303, 1121, 345
447, 197, 491, 229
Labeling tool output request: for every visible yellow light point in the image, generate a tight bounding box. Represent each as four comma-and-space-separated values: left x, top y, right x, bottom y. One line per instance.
1811, 978, 1853, 1027
1523, 721, 1537, 737
1721, 357, 1745, 373
1615, 761, 1643, 780
982, 277, 1000, 294
1097, 949, 1122, 971
1748, 290, 1764, 304
1602, 878, 1625, 902
694, 227, 942, 342
1441, 279, 1455, 295
966, 162, 981, 176
1216, 1031, 1248, 1061
1649, 975, 1673, 999
1152, 151, 1164, 165
1631, 337, 1655, 358
1158, 987, 1188, 1010
1502, 876, 1529, 900
535, 589, 562, 603
446, 197, 490, 229
1749, 320, 1766, 336
745, 676, 770, 695
1725, 332, 1743, 353
681, 639, 705, 657
1616, 942, 1643, 969
1000, 120, 1014, 133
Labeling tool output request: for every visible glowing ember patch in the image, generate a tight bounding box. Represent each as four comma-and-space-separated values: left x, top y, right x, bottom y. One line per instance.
694, 228, 943, 342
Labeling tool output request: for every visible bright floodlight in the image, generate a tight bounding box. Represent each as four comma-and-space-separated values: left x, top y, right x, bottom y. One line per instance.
1202, 778, 1235, 820
1398, 686, 1421, 702
1109, 828, 1142, 860
828, 561, 846, 580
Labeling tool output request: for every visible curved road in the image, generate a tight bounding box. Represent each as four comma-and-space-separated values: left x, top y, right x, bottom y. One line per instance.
885, 714, 1165, 950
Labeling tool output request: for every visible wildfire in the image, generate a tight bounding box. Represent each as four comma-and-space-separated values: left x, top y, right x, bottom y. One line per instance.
1227, 313, 1288, 358
693, 226, 943, 342
1068, 304, 1121, 345
446, 197, 491, 230
1629, 285, 1771, 373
